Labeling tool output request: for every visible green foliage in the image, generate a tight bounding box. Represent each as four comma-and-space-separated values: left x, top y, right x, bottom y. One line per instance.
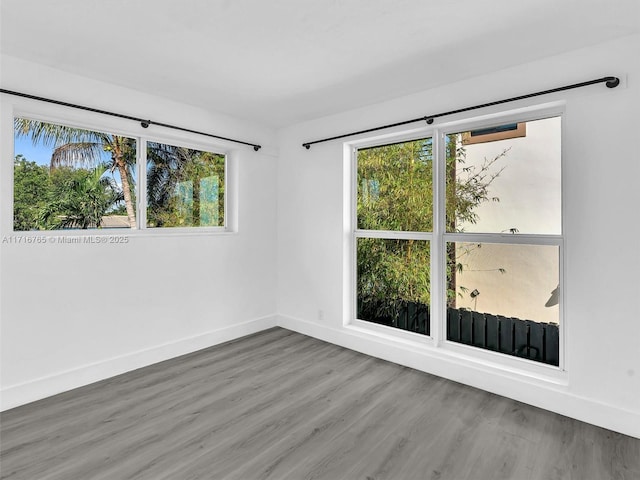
357, 134, 506, 312
108, 204, 128, 215
13, 155, 51, 230
357, 139, 433, 231
41, 165, 123, 229
147, 144, 225, 228
356, 139, 433, 311
358, 238, 431, 316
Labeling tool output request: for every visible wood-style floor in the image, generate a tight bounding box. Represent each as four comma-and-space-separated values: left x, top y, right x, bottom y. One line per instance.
1, 327, 638, 480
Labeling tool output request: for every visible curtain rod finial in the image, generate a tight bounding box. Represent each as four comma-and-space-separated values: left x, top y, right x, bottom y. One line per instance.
605, 77, 620, 88
253, 145, 261, 151
303, 144, 311, 150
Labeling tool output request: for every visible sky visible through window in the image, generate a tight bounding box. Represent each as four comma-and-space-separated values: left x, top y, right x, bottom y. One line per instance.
14, 131, 134, 186
14, 135, 52, 165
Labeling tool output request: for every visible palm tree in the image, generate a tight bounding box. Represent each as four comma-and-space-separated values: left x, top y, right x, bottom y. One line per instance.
41, 165, 123, 229
146, 141, 187, 226
14, 118, 137, 228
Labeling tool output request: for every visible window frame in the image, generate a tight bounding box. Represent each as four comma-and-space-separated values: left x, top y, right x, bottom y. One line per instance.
348, 103, 566, 374
6, 100, 233, 236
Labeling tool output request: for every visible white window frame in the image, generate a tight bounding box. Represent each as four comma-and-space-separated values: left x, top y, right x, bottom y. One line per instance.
3, 97, 234, 237
347, 102, 566, 377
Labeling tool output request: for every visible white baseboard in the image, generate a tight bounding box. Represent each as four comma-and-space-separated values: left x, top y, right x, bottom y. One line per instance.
0, 315, 277, 411
4, 313, 638, 440
277, 314, 640, 439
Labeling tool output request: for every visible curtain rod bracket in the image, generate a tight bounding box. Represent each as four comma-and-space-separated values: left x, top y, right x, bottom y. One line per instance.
141, 120, 151, 128
425, 117, 434, 125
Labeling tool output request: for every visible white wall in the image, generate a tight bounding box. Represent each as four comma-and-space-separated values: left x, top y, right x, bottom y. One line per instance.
460, 116, 562, 235
277, 34, 640, 438
0, 55, 279, 409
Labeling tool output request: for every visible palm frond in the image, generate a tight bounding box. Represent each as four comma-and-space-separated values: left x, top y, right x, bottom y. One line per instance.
14, 118, 109, 147
50, 142, 105, 168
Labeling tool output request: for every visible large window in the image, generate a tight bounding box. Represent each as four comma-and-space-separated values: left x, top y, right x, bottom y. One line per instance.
12, 118, 226, 231
354, 114, 562, 366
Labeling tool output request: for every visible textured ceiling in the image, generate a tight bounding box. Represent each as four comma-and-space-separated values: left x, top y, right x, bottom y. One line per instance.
1, 0, 638, 127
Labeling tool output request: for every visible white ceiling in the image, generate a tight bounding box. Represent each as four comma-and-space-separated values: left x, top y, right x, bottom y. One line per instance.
1, 0, 638, 127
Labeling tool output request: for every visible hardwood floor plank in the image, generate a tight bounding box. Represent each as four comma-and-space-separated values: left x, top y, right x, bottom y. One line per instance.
1, 327, 638, 480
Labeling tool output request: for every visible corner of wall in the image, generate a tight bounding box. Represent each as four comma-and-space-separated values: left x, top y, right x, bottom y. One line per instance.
1, 314, 278, 412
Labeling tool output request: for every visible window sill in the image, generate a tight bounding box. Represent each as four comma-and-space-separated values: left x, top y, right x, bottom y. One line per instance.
345, 320, 568, 387
4, 228, 237, 241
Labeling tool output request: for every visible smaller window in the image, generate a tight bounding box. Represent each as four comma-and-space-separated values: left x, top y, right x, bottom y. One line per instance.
12, 117, 230, 233
146, 142, 225, 228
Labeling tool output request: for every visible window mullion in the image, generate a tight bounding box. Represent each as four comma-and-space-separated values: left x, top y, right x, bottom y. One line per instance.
444, 232, 563, 246
431, 128, 446, 346
351, 147, 359, 324
137, 138, 147, 230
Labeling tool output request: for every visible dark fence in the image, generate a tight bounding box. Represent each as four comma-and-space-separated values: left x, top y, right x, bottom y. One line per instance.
357, 298, 559, 366
358, 298, 430, 336
447, 308, 559, 366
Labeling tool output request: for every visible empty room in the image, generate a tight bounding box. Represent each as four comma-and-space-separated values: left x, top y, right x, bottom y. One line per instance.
1, 1, 639, 479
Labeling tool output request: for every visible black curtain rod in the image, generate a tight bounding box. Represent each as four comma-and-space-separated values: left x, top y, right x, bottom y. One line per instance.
0, 89, 262, 151
302, 76, 620, 149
